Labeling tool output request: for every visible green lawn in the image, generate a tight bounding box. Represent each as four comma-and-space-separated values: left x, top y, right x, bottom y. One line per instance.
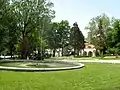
0, 63, 120, 90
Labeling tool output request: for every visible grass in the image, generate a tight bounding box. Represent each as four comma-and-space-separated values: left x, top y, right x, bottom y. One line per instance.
1, 63, 120, 90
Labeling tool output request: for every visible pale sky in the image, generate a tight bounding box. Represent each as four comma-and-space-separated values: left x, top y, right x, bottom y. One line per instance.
50, 0, 120, 37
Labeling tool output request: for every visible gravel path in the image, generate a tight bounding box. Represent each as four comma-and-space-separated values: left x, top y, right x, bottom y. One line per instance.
61, 60, 120, 64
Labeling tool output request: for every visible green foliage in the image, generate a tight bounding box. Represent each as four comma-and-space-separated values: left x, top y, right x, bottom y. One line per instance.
0, 0, 55, 59
86, 14, 110, 44
58, 20, 70, 56
70, 22, 84, 56
86, 14, 111, 55
0, 0, 17, 56
46, 22, 60, 49
106, 19, 120, 56
46, 20, 70, 56
86, 14, 120, 56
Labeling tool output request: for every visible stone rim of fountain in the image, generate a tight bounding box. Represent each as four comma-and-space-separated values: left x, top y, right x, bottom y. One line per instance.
0, 60, 84, 71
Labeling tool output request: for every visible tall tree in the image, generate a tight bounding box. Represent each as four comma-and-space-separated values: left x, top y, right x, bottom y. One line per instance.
45, 20, 70, 57
70, 22, 84, 56
0, 0, 18, 57
106, 19, 120, 57
0, 0, 8, 54
10, 0, 55, 59
95, 19, 106, 56
58, 20, 70, 56
86, 14, 110, 56
46, 22, 60, 57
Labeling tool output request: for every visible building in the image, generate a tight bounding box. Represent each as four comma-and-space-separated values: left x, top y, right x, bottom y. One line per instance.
82, 42, 96, 57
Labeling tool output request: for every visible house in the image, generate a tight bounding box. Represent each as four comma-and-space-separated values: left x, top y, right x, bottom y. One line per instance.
82, 42, 96, 57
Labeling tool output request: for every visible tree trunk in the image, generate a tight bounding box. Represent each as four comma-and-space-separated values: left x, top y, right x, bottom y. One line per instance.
20, 36, 28, 59
74, 47, 76, 57
9, 43, 14, 59
42, 50, 44, 60
62, 47, 64, 56
38, 49, 40, 57
115, 51, 118, 58
21, 51, 26, 59
53, 49, 56, 57
77, 48, 79, 56
100, 49, 104, 57
38, 49, 44, 60
10, 48, 12, 59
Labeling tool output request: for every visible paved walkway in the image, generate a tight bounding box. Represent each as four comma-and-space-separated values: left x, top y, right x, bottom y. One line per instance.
61, 60, 120, 64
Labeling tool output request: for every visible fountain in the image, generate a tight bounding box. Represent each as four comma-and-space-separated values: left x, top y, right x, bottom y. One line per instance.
0, 60, 84, 71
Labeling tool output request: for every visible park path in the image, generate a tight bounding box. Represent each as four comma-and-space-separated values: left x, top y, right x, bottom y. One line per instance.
61, 59, 120, 64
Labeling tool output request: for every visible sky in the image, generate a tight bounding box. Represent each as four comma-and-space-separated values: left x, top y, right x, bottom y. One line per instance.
50, 0, 120, 37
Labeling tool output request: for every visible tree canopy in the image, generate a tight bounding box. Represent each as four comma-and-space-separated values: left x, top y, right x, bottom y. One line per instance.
86, 13, 120, 56
70, 22, 84, 56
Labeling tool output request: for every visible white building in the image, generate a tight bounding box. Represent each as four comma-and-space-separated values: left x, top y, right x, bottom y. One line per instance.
82, 42, 96, 57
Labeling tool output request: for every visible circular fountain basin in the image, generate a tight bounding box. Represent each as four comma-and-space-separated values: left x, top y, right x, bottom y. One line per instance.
0, 60, 84, 71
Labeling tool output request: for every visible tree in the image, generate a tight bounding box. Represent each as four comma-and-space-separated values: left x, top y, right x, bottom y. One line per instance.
0, 0, 8, 54
58, 20, 70, 56
70, 22, 84, 56
86, 13, 110, 44
86, 14, 110, 56
95, 19, 106, 56
10, 0, 55, 59
45, 20, 70, 57
46, 22, 60, 57
106, 19, 120, 57
0, 0, 18, 57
